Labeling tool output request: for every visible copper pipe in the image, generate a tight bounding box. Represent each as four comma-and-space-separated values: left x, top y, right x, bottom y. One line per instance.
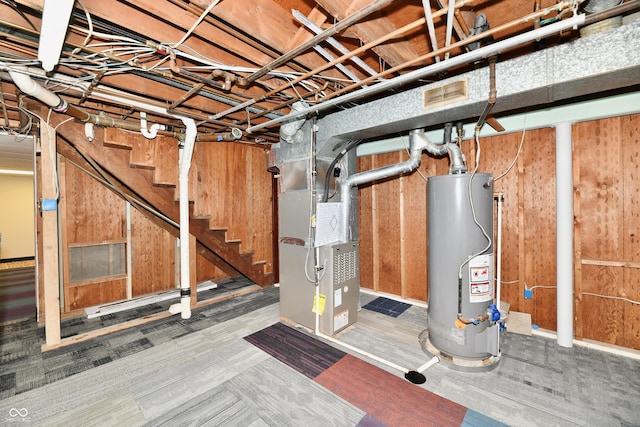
475, 55, 498, 132
168, 70, 217, 111
79, 70, 106, 105
235, 83, 329, 126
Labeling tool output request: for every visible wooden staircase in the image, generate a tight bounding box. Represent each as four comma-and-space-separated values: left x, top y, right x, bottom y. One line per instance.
57, 124, 273, 287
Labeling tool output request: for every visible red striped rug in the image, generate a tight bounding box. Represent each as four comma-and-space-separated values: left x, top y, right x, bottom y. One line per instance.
245, 322, 504, 427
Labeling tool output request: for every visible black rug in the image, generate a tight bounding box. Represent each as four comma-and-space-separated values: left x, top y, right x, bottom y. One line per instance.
244, 322, 346, 378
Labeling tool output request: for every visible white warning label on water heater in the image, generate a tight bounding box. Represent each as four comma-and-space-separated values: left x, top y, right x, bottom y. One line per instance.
469, 254, 493, 303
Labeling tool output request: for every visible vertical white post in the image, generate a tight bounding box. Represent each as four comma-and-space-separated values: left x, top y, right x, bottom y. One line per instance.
126, 201, 132, 300
496, 193, 503, 312
556, 122, 574, 348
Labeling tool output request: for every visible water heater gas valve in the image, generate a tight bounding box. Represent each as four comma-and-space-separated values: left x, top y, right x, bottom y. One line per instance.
488, 304, 501, 323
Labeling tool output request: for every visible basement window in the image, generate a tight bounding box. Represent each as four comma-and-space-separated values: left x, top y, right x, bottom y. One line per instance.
69, 241, 126, 283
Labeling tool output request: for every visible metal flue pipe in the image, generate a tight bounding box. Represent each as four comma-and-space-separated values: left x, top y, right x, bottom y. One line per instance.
339, 128, 428, 242
411, 127, 467, 174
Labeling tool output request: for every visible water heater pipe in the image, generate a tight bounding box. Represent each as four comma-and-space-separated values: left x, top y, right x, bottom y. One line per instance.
496, 193, 503, 316
414, 127, 467, 174
556, 122, 574, 347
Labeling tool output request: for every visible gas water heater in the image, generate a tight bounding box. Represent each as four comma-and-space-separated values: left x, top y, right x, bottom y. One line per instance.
424, 172, 501, 370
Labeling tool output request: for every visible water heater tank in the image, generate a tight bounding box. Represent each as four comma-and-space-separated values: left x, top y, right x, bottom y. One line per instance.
425, 173, 500, 370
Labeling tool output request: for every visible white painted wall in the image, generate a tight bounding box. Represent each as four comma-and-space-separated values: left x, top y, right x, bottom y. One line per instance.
0, 174, 35, 259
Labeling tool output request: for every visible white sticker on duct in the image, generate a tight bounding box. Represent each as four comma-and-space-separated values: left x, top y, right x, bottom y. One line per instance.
334, 310, 349, 331
469, 254, 493, 303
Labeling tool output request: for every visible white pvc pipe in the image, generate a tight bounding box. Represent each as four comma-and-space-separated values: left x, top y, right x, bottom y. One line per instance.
8, 69, 65, 109
7, 66, 201, 321
169, 117, 197, 319
140, 111, 166, 139
496, 193, 502, 314
126, 201, 132, 300
556, 122, 574, 347
417, 356, 440, 372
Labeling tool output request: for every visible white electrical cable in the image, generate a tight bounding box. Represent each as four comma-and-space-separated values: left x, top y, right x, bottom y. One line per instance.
171, 0, 222, 49
457, 132, 492, 279
495, 115, 527, 182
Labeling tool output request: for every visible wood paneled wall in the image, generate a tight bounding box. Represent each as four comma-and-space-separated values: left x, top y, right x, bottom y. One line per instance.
190, 142, 274, 264
574, 115, 640, 348
358, 113, 640, 350
59, 158, 178, 312
53, 127, 274, 314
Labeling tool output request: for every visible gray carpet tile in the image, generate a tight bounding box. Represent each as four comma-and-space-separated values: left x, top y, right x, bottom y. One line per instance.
225, 356, 366, 427
1, 286, 639, 426
0, 277, 277, 400
0, 302, 281, 425
142, 385, 264, 427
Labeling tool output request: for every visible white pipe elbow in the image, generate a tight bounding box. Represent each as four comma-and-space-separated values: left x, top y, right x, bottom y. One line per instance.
9, 69, 67, 111
140, 111, 166, 139
168, 297, 192, 319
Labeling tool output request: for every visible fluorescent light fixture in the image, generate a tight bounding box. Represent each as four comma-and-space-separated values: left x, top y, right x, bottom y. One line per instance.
38, 0, 75, 72
0, 169, 34, 175
0, 169, 34, 176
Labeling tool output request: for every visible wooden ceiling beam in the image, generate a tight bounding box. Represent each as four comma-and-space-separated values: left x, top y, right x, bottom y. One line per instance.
315, 0, 420, 67
194, 0, 346, 81
122, 0, 276, 68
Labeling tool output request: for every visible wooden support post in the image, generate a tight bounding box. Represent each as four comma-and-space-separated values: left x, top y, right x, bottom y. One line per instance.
40, 122, 61, 348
